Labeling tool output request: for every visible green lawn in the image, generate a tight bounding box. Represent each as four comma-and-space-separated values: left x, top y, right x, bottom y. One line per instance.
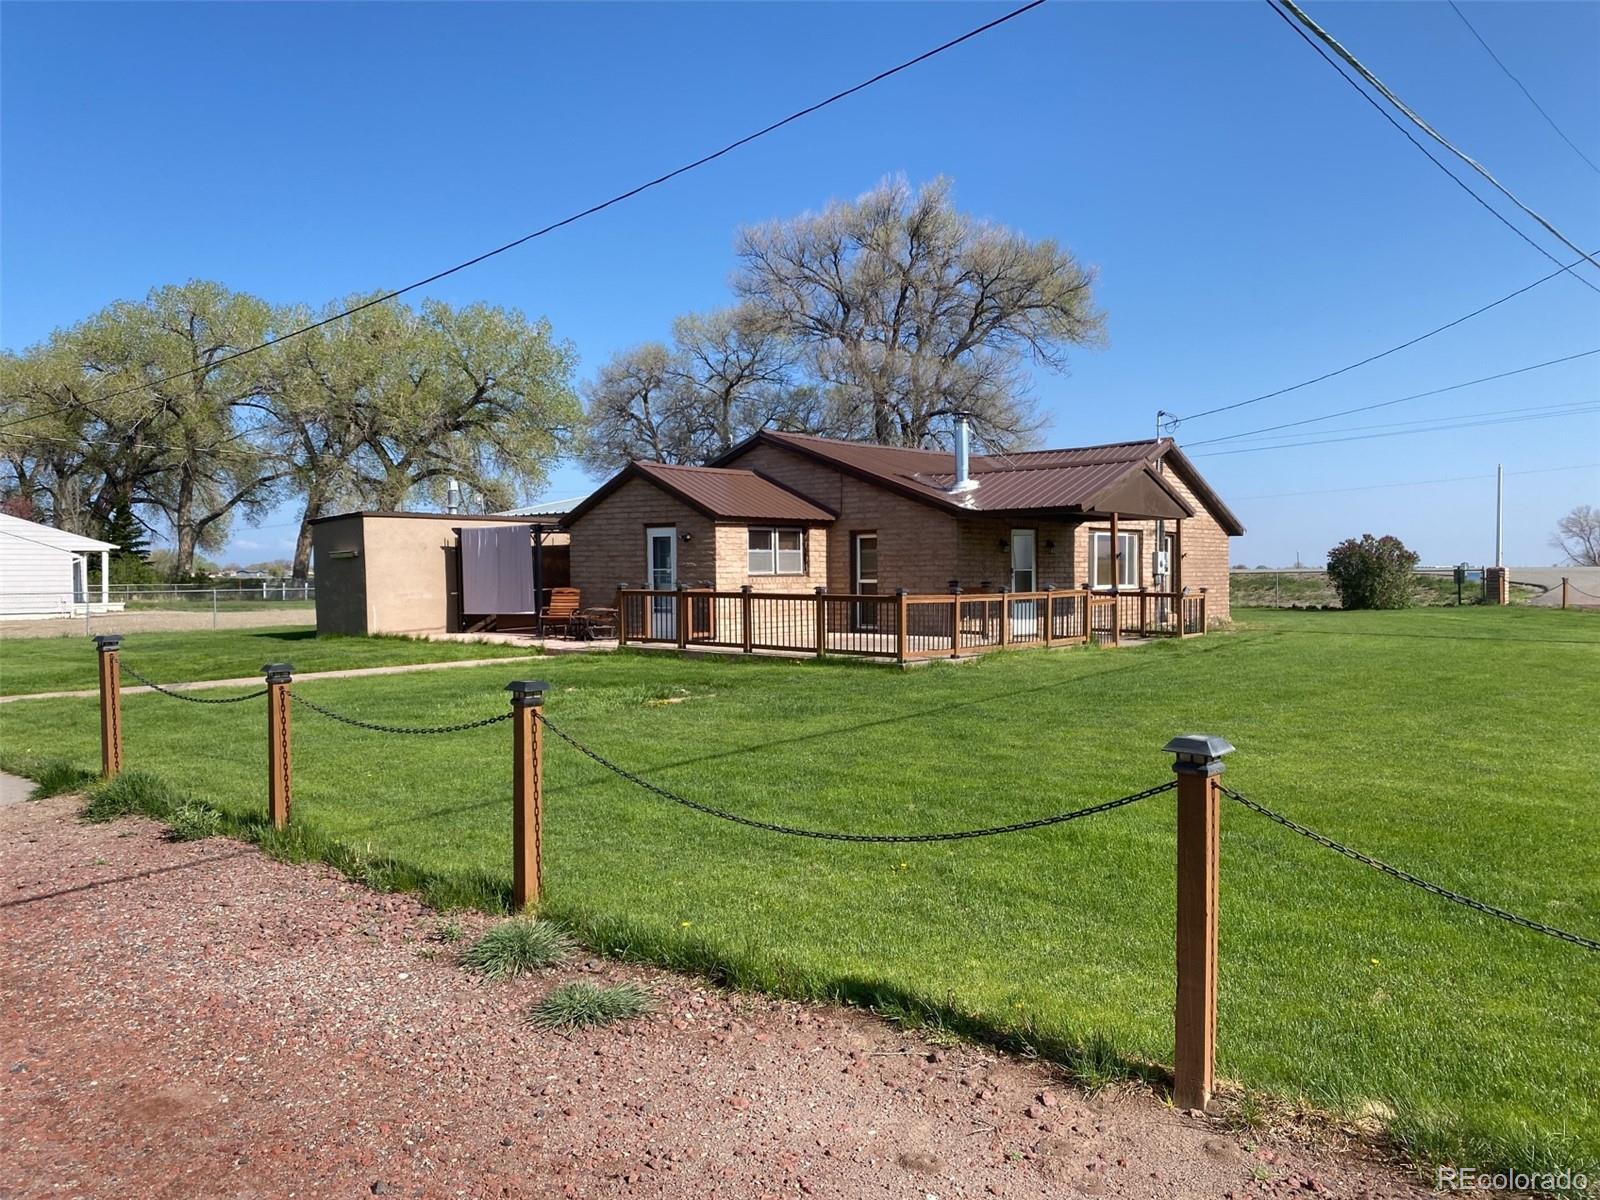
0, 625, 537, 696
2, 607, 1596, 1182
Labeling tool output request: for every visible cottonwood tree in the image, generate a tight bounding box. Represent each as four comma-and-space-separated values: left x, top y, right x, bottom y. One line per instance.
579, 308, 811, 472
262, 297, 580, 578
733, 176, 1105, 449
1551, 504, 1600, 566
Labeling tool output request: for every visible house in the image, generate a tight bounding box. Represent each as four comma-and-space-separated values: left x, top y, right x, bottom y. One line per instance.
564, 421, 1244, 643
0, 512, 120, 618
310, 510, 571, 636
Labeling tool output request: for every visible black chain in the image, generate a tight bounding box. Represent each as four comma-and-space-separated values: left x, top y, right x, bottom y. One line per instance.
536, 712, 1173, 842
1222, 785, 1600, 953
1561, 581, 1600, 601
121, 662, 267, 704
289, 690, 513, 735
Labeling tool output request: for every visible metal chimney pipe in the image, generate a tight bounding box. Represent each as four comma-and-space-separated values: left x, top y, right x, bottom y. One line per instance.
948, 412, 979, 494
446, 478, 463, 515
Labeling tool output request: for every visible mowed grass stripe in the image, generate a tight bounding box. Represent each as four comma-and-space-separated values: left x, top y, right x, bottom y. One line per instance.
0, 606, 1594, 1179
0, 625, 537, 696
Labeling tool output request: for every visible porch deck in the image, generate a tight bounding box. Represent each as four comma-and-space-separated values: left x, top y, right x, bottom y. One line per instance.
617, 587, 1209, 665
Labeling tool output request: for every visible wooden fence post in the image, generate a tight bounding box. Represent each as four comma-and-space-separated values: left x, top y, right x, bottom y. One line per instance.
93, 634, 123, 779
814, 586, 827, 658
1111, 588, 1122, 647
1562, 577, 1570, 609
615, 586, 629, 647
998, 587, 1011, 647
675, 584, 689, 650
1199, 588, 1209, 634
506, 680, 548, 912
741, 585, 754, 655
1164, 733, 1233, 1112
895, 588, 909, 665
263, 662, 294, 830
949, 584, 962, 659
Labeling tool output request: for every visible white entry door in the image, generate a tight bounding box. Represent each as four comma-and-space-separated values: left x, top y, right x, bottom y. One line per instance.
853, 533, 879, 630
1010, 529, 1037, 634
646, 527, 677, 639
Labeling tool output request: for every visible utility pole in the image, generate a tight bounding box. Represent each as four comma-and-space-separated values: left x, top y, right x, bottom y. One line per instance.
1495, 464, 1504, 568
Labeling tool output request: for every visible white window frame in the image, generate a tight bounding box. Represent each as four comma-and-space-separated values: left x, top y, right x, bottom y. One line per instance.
1090, 530, 1140, 590
748, 527, 806, 576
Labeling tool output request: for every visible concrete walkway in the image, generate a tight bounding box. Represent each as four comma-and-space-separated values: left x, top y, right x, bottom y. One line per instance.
0, 771, 33, 806
1, 655, 547, 705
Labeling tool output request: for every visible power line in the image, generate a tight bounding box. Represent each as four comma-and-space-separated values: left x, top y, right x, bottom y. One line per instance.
1183, 346, 1600, 446
1212, 398, 1597, 448
1259, 0, 1600, 304
1446, 0, 1600, 177
1168, 257, 1591, 427
1233, 462, 1599, 501
1277, 0, 1600, 277
0, 0, 1045, 433
1189, 402, 1600, 457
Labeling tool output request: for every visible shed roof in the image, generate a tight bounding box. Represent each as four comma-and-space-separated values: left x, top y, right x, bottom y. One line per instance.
564, 461, 836, 525
0, 512, 118, 552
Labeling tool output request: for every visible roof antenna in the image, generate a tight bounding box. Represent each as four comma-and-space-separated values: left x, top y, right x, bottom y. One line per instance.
947, 412, 981, 494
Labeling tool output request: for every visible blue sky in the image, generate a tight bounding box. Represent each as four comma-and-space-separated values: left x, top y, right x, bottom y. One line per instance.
3, 0, 1596, 567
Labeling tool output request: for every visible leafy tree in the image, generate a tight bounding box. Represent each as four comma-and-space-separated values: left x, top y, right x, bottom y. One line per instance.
733, 176, 1104, 449
260, 296, 580, 578
1551, 504, 1600, 566
1326, 534, 1419, 610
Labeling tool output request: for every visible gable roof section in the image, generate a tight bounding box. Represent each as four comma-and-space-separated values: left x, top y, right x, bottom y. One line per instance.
563, 461, 836, 526
0, 512, 118, 552
717, 431, 1244, 534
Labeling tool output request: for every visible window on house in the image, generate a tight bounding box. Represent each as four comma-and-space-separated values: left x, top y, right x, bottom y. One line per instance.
748, 528, 805, 575
1090, 531, 1139, 589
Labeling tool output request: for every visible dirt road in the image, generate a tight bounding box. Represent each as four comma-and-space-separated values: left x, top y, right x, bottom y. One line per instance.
1, 792, 1440, 1199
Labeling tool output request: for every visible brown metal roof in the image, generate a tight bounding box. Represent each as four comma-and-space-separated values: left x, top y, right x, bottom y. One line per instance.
727, 432, 1247, 530
563, 461, 836, 526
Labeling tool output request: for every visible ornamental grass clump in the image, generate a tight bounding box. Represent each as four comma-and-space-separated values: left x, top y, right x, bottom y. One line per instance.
461, 917, 570, 980
80, 771, 177, 824
165, 800, 223, 842
526, 982, 654, 1030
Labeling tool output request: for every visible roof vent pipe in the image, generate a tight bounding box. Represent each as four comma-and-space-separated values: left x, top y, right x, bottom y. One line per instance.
445, 478, 462, 515
948, 412, 980, 495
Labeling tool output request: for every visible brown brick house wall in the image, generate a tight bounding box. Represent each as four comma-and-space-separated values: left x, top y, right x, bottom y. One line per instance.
726, 442, 962, 594
566, 476, 717, 606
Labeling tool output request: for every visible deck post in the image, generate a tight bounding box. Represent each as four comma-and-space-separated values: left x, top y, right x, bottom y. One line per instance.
1042, 586, 1054, 648
507, 680, 548, 912
616, 586, 628, 647
1140, 591, 1149, 637
949, 584, 962, 659
93, 634, 124, 779
1164, 733, 1233, 1113
675, 583, 688, 650
999, 586, 1010, 647
263, 662, 294, 830
814, 586, 827, 658
895, 588, 909, 664
1199, 588, 1210, 635
740, 585, 754, 654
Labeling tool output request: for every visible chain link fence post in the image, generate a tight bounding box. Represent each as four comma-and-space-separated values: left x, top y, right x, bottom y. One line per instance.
507, 681, 549, 911
1164, 733, 1233, 1112
264, 662, 294, 829
93, 634, 124, 778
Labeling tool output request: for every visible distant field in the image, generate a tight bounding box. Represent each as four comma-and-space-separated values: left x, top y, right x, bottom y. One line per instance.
2, 606, 1595, 1183
1231, 571, 1538, 608
0, 626, 536, 696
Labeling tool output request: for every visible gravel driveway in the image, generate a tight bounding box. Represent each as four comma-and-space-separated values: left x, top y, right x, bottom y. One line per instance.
1, 607, 315, 640
1, 794, 1442, 1200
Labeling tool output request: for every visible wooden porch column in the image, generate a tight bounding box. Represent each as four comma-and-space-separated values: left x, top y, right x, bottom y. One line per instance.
1171, 518, 1184, 600
1108, 511, 1122, 646
1164, 733, 1233, 1113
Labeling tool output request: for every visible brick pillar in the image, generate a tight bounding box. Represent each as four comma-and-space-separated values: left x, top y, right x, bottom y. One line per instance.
1483, 566, 1509, 605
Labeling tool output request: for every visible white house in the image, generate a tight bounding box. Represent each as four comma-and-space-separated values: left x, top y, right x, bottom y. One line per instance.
0, 512, 120, 618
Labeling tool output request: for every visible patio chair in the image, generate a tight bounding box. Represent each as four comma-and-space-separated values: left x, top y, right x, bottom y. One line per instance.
539, 588, 581, 636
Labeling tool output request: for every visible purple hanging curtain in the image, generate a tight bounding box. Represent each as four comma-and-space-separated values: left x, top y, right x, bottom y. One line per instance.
460, 525, 537, 614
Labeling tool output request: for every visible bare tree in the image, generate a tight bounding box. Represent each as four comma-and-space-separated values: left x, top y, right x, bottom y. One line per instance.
1552, 504, 1600, 565
733, 176, 1105, 449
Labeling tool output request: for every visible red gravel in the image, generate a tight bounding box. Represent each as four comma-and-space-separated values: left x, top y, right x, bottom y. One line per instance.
2, 794, 1445, 1200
